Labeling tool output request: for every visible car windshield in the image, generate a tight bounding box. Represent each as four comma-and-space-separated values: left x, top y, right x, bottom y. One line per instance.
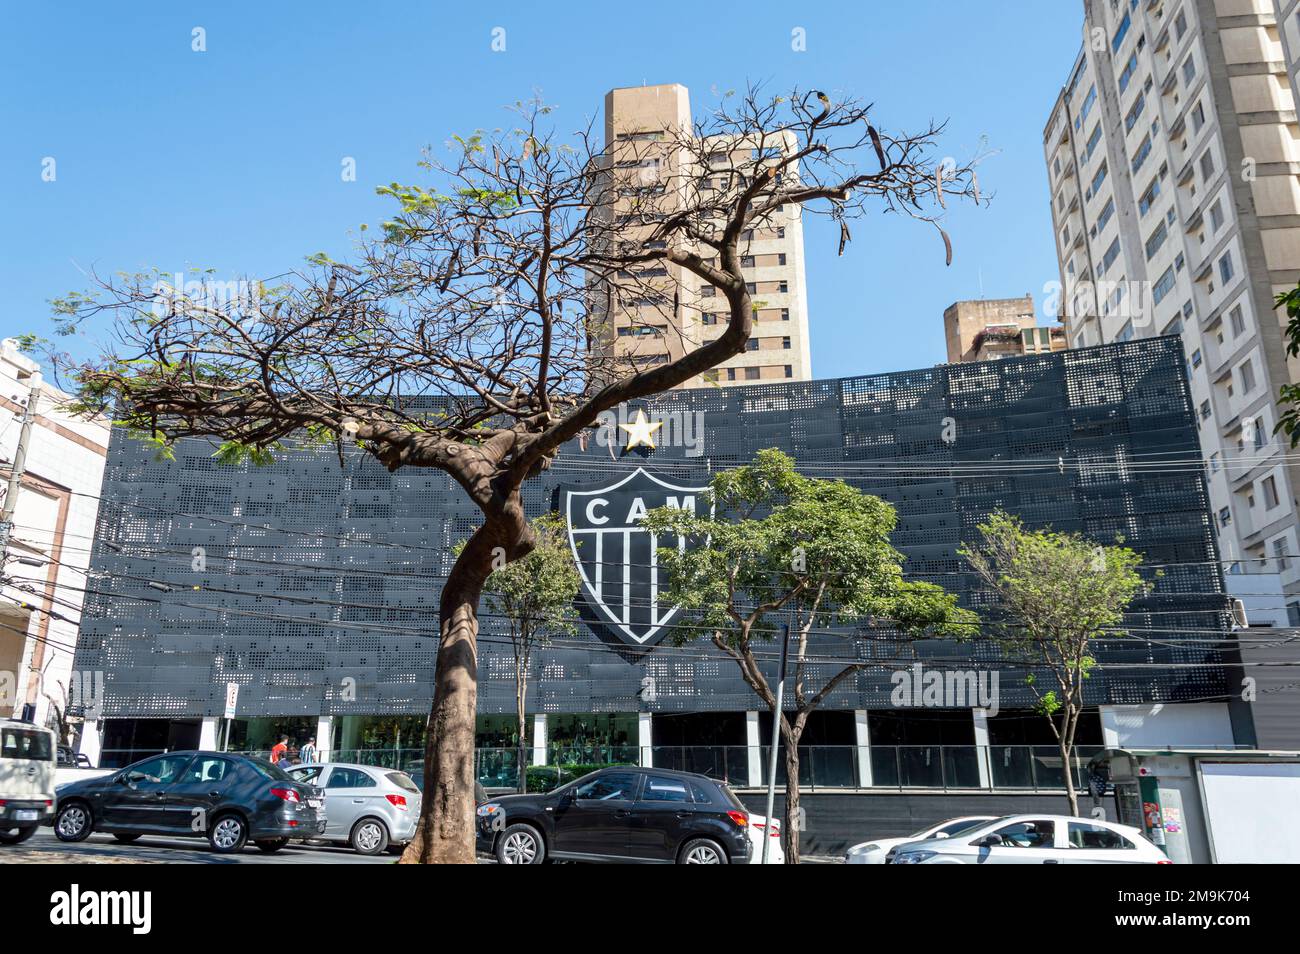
912, 819, 989, 839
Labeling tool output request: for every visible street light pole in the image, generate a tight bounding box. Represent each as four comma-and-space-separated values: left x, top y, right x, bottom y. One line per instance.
761, 623, 791, 865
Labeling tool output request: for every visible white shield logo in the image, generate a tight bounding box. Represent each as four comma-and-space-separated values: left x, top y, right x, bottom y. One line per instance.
563, 467, 708, 649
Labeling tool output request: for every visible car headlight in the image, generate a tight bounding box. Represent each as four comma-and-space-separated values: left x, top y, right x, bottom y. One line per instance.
893, 850, 937, 865
476, 803, 502, 817
846, 843, 878, 856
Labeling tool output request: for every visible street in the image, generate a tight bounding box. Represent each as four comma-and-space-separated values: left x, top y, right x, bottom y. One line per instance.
6, 830, 395, 865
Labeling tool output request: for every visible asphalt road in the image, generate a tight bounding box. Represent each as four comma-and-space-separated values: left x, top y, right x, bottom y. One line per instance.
4, 829, 397, 864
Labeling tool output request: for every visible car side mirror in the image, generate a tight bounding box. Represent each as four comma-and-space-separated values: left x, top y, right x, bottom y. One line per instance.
974, 834, 1001, 848
933, 832, 950, 840
557, 791, 574, 806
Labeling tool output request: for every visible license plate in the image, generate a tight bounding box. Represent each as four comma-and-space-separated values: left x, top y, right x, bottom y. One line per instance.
15, 810, 39, 821
308, 798, 322, 809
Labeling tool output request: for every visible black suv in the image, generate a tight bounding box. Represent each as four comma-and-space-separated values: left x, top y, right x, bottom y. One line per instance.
52, 751, 325, 853
476, 767, 752, 864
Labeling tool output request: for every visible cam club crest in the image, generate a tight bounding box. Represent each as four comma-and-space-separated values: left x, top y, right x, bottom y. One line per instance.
563, 467, 709, 650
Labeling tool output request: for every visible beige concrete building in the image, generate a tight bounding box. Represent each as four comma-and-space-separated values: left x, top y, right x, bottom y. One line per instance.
943, 294, 1067, 363
0, 339, 109, 730
592, 84, 813, 387
1043, 0, 1300, 618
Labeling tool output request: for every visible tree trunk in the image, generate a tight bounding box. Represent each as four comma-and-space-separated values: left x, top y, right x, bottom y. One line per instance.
516, 667, 528, 795
1060, 735, 1079, 817
782, 735, 802, 865
399, 545, 491, 865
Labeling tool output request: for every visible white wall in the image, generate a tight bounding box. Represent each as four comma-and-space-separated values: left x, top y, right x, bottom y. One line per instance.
1100, 703, 1236, 748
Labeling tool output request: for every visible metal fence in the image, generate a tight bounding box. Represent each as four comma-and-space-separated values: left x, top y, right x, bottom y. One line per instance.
98, 744, 1101, 793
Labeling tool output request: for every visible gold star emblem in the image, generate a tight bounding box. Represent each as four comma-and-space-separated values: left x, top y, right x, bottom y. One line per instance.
619, 409, 663, 450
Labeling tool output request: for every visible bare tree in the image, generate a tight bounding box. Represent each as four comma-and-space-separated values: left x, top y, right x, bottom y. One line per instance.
52, 87, 982, 863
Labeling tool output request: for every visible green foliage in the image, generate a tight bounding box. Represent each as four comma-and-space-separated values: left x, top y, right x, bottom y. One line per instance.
641, 448, 975, 648
960, 511, 1148, 715
1275, 283, 1300, 444
480, 512, 581, 644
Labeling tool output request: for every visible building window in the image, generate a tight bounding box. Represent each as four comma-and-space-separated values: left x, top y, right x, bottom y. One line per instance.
1263, 475, 1280, 510
1219, 250, 1234, 285
1085, 123, 1104, 160
1138, 177, 1161, 217
700, 286, 716, 298
1174, 8, 1187, 39
1199, 400, 1211, 420
1080, 84, 1098, 123
782, 336, 791, 349
1199, 148, 1215, 182
1239, 357, 1255, 393
746, 338, 760, 351
780, 308, 790, 321
744, 367, 761, 381
1191, 348, 1202, 368
1229, 304, 1245, 336
1274, 538, 1291, 572
1191, 101, 1205, 132
1112, 12, 1131, 52
726, 367, 737, 381
1131, 136, 1152, 173
1145, 221, 1167, 260
784, 365, 793, 378
1090, 161, 1109, 196
777, 253, 787, 265
1182, 54, 1196, 85
1096, 197, 1116, 232
1118, 52, 1139, 93
1101, 238, 1122, 275
702, 313, 718, 326
1219, 506, 1232, 527
1152, 266, 1176, 304
1209, 199, 1224, 233
741, 255, 755, 268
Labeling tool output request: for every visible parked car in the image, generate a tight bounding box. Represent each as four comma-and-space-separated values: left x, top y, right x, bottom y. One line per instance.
748, 813, 785, 864
886, 814, 1172, 864
52, 750, 326, 853
0, 719, 57, 845
286, 762, 421, 854
476, 766, 752, 864
404, 761, 487, 805
844, 815, 997, 864
57, 744, 93, 768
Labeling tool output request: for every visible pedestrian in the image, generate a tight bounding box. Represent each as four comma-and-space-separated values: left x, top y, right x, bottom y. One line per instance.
270, 734, 289, 765
300, 737, 318, 764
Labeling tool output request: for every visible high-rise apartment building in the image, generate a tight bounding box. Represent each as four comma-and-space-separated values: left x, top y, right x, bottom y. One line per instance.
1043, 0, 1300, 618
592, 84, 813, 387
943, 294, 1068, 362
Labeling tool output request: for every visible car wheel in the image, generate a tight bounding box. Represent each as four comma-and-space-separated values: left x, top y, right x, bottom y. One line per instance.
496, 823, 545, 864
349, 819, 389, 855
254, 838, 290, 853
0, 826, 38, 845
54, 802, 93, 842
112, 833, 141, 844
679, 838, 728, 864
208, 813, 247, 853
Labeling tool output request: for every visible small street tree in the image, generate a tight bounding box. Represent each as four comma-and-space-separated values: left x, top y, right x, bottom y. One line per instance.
960, 511, 1147, 816
477, 512, 580, 793
1273, 283, 1300, 443
643, 449, 974, 863
49, 88, 980, 862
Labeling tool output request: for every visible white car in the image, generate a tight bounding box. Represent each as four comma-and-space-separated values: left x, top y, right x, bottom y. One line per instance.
748, 813, 785, 864
844, 815, 996, 864
887, 814, 1171, 865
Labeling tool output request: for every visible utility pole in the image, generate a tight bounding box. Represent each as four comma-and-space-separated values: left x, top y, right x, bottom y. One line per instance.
0, 381, 40, 720
761, 623, 791, 865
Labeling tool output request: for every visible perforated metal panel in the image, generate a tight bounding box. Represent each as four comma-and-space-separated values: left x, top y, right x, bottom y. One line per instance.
74, 337, 1229, 717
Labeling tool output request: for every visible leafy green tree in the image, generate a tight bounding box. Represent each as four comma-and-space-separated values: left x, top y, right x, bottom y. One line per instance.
960, 512, 1148, 816
1273, 284, 1300, 443
478, 513, 580, 793
643, 449, 974, 863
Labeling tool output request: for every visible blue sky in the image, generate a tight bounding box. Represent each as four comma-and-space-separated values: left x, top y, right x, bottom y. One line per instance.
0, 1, 1084, 380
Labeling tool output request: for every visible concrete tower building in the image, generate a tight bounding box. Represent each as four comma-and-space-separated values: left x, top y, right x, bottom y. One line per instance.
1043, 0, 1300, 619
593, 84, 814, 387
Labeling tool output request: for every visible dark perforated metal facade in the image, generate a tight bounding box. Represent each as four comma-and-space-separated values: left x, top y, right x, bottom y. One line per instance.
73, 337, 1230, 718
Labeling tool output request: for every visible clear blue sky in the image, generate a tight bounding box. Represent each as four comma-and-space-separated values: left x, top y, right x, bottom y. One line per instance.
0, 1, 1084, 380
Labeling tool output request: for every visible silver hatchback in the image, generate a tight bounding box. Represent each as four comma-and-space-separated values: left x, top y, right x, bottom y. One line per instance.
287, 763, 421, 854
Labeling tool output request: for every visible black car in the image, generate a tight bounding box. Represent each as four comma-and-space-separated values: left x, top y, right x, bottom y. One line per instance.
476, 766, 752, 864
52, 750, 326, 853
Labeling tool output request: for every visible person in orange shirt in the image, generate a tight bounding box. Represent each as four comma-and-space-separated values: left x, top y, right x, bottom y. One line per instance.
270, 735, 289, 765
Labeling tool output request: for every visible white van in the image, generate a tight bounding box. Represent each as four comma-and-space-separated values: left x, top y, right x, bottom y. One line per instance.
0, 718, 56, 845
